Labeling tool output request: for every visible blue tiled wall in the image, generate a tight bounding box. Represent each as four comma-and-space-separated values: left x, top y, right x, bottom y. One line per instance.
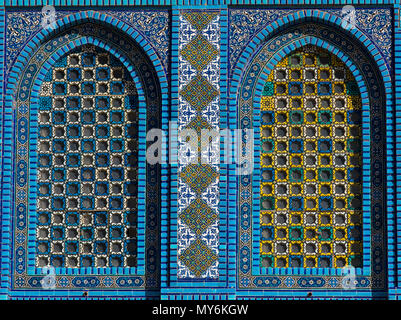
0, 0, 399, 300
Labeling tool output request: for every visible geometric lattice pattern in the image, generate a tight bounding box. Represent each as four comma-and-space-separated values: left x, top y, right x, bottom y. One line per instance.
36, 45, 138, 268
260, 46, 363, 269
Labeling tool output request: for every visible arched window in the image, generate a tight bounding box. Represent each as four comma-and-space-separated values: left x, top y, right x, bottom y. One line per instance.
259, 45, 362, 269
36, 44, 139, 268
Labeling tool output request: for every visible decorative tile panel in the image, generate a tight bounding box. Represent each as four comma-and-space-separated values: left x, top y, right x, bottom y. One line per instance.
177, 10, 221, 279
236, 22, 387, 292
6, 9, 170, 77
229, 8, 392, 76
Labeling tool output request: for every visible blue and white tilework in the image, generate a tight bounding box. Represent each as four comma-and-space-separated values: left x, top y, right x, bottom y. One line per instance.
177, 11, 221, 279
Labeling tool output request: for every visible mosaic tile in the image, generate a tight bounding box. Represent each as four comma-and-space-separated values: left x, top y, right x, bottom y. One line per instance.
180, 164, 218, 195
229, 8, 392, 76
181, 34, 218, 71
180, 74, 219, 112
179, 199, 218, 236
177, 10, 221, 279
182, 11, 219, 31
6, 9, 170, 76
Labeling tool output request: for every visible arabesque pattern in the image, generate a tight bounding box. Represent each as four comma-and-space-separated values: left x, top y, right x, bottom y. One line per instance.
177, 10, 221, 278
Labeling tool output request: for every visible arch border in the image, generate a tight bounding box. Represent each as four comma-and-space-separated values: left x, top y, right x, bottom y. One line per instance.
5, 10, 168, 94
229, 9, 391, 91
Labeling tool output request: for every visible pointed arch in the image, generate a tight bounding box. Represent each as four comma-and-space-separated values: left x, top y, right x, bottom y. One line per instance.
232, 19, 390, 296
4, 14, 166, 294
